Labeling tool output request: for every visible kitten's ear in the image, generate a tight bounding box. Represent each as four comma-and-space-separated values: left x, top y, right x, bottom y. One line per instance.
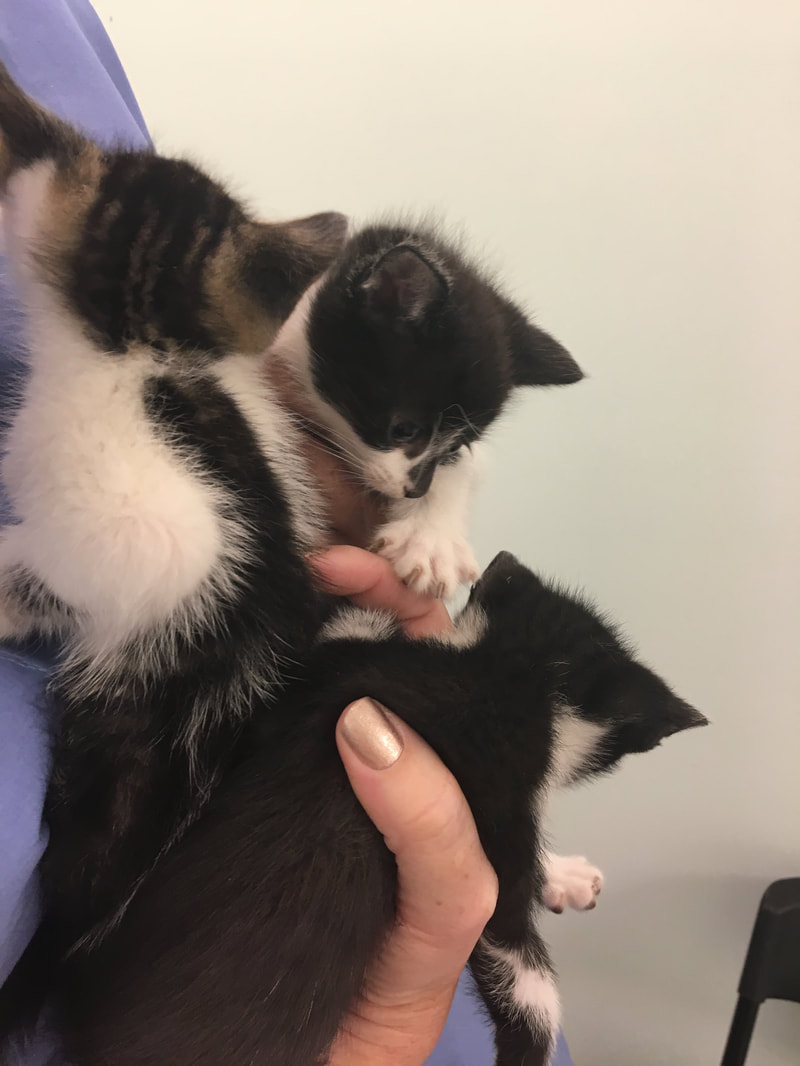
361, 246, 447, 324
274, 211, 349, 267
608, 663, 707, 755
244, 212, 348, 319
468, 551, 546, 613
667, 697, 709, 736
501, 298, 584, 387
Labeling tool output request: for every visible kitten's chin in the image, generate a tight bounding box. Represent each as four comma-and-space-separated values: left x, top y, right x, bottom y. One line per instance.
369, 481, 408, 501
363, 449, 417, 500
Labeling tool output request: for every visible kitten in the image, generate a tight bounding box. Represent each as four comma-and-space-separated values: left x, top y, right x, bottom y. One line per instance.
0, 62, 581, 1027
26, 551, 707, 1066
0, 56, 346, 1020
271, 224, 583, 597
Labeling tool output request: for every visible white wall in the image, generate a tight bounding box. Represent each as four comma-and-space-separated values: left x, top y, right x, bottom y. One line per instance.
92, 2, 800, 1062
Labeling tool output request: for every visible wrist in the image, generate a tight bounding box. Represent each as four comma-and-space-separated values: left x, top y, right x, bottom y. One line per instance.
328, 980, 458, 1066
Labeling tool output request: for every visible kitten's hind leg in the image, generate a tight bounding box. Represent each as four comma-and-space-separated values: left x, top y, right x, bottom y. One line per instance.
470, 933, 560, 1066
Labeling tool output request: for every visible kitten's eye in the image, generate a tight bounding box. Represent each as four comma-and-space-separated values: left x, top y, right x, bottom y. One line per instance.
389, 420, 421, 445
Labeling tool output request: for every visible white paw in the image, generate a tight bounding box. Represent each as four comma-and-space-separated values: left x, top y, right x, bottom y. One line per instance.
542, 854, 604, 913
373, 519, 479, 599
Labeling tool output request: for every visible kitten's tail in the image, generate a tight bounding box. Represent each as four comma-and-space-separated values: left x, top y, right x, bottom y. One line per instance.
0, 61, 84, 190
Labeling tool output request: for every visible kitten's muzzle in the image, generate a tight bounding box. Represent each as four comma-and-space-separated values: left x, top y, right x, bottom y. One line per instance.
404, 458, 437, 498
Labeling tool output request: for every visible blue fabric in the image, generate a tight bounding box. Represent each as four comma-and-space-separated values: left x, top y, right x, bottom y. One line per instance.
0, 5, 574, 1062
425, 972, 573, 1066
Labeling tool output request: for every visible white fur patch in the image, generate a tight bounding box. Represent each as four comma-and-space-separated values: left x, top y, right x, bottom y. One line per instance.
429, 602, 488, 649
548, 709, 607, 788
212, 353, 326, 555
364, 444, 419, 499
480, 938, 560, 1051
319, 606, 398, 644
3, 162, 56, 280
542, 852, 604, 913
0, 311, 237, 655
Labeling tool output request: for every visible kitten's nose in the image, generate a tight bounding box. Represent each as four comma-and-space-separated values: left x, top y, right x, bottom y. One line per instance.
404, 459, 437, 498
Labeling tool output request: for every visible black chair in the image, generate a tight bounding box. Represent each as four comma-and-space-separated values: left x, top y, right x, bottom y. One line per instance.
720, 878, 800, 1066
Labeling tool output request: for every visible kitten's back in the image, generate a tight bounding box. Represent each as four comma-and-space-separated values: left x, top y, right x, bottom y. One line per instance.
0, 59, 345, 358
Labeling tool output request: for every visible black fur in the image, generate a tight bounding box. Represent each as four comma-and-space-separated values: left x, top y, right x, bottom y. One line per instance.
307, 225, 583, 464
32, 553, 705, 1066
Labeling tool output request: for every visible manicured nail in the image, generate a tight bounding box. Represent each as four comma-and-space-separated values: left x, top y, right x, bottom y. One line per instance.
340, 698, 403, 770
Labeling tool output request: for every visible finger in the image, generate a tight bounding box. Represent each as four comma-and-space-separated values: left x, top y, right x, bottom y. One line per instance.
337, 699, 497, 959
309, 546, 453, 639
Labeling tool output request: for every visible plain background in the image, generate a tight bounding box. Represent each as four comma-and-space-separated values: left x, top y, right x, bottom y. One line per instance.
91, 2, 800, 1063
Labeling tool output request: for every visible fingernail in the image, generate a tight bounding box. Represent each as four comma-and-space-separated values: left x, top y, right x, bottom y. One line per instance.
341, 698, 403, 770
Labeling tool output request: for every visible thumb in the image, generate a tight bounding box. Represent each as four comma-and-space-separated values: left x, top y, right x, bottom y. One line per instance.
336, 698, 497, 953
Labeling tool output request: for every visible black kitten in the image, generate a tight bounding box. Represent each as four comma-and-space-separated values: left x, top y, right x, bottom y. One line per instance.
38, 553, 706, 1066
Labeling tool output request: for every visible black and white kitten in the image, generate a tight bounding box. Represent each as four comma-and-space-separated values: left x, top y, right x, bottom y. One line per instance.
31, 551, 706, 1066
0, 62, 581, 1023
272, 226, 583, 596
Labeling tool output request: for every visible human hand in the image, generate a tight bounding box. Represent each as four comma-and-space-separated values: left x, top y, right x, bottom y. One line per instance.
309, 544, 453, 639
330, 700, 497, 1066
310, 546, 497, 1066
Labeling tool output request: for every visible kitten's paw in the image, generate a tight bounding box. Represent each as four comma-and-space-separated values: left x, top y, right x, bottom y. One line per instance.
373, 520, 479, 599
542, 853, 604, 913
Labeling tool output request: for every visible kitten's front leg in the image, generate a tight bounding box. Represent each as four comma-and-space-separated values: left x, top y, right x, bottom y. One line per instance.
470, 931, 560, 1066
542, 852, 604, 914
373, 445, 480, 599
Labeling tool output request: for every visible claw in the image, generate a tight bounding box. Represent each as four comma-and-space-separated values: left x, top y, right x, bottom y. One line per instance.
405, 566, 422, 587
